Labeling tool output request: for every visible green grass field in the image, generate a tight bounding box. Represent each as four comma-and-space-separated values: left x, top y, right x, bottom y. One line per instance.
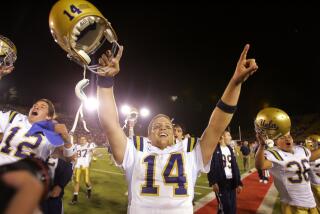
63, 149, 278, 213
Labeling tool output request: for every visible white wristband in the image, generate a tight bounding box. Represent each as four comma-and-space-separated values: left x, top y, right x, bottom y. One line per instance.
63, 144, 76, 157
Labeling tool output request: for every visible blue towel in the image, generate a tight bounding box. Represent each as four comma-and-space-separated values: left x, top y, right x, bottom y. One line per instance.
27, 120, 64, 147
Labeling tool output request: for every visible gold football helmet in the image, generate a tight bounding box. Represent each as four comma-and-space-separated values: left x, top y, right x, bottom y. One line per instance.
254, 107, 291, 140
305, 134, 320, 151
49, 0, 119, 72
0, 35, 17, 67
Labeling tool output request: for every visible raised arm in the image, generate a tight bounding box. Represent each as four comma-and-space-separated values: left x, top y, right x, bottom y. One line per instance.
255, 134, 272, 169
96, 46, 127, 164
53, 123, 75, 162
200, 44, 258, 165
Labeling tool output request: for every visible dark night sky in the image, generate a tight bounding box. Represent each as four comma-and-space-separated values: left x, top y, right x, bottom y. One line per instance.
1, 1, 320, 137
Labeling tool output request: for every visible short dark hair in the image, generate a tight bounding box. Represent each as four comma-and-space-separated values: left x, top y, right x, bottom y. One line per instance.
38, 98, 55, 118
173, 123, 185, 134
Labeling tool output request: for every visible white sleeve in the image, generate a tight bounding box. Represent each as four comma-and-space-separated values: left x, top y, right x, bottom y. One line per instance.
119, 137, 135, 170
91, 143, 97, 149
303, 146, 311, 159
40, 142, 56, 160
0, 111, 11, 132
194, 140, 211, 173
264, 150, 281, 166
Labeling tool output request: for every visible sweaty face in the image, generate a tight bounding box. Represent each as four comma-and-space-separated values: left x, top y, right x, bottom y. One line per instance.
28, 101, 51, 123
174, 126, 183, 140
276, 132, 294, 152
149, 117, 174, 150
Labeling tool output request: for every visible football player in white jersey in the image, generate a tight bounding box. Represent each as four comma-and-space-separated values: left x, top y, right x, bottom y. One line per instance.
0, 98, 74, 166
95, 43, 258, 214
0, 35, 74, 166
0, 34, 75, 213
255, 107, 320, 213
71, 135, 96, 204
305, 135, 320, 208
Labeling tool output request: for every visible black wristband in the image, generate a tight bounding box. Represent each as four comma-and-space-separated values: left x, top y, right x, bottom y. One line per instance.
216, 99, 237, 114
96, 75, 114, 88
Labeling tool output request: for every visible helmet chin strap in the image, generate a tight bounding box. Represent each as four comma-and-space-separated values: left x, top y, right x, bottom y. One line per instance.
70, 65, 91, 136
69, 37, 120, 135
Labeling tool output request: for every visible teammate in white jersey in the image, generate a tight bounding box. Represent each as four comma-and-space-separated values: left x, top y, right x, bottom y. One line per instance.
255, 107, 320, 213
305, 135, 320, 208
0, 99, 75, 166
0, 37, 74, 166
71, 135, 96, 204
95, 43, 258, 213
0, 35, 75, 214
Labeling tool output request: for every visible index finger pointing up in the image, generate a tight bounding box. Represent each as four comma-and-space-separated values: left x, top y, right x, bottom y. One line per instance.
239, 44, 250, 61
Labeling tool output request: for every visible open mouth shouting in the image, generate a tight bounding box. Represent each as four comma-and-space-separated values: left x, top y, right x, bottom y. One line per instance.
31, 111, 39, 116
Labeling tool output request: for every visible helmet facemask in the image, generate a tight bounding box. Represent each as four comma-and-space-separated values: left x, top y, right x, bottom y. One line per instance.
305, 140, 317, 151
305, 135, 320, 151
254, 119, 283, 141
66, 16, 120, 73
0, 35, 17, 67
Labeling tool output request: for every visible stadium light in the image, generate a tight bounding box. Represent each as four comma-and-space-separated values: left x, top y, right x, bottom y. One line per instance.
84, 97, 99, 111
121, 105, 131, 115
140, 107, 150, 118
121, 105, 150, 118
